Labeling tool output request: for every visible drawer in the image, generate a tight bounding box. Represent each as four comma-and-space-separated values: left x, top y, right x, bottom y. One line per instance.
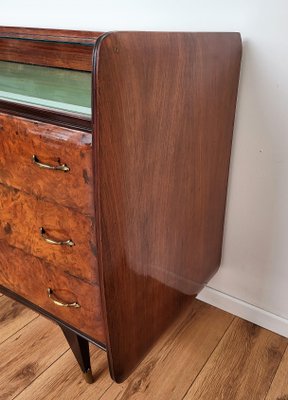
0, 240, 106, 344
0, 113, 94, 216
0, 183, 98, 283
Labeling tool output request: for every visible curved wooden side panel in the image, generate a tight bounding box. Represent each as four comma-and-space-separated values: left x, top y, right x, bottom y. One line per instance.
93, 32, 242, 382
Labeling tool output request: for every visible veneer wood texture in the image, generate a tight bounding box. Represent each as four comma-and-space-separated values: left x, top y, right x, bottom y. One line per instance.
0, 28, 242, 383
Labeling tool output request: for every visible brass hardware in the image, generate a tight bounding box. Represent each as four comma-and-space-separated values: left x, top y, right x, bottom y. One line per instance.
32, 154, 70, 172
39, 227, 75, 247
47, 288, 80, 308
83, 368, 93, 384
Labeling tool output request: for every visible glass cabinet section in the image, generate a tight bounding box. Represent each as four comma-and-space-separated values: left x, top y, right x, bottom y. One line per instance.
0, 61, 91, 116
0, 30, 99, 129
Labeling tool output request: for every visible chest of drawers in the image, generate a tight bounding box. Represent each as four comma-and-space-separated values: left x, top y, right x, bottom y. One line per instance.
0, 27, 242, 384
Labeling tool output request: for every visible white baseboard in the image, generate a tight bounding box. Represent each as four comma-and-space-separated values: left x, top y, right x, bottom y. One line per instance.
197, 286, 288, 338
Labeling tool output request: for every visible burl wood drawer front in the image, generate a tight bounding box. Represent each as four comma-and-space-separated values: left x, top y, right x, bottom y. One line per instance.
0, 113, 94, 216
0, 183, 98, 283
0, 241, 106, 344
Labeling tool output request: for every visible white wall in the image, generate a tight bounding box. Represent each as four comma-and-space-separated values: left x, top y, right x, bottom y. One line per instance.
2, 0, 288, 336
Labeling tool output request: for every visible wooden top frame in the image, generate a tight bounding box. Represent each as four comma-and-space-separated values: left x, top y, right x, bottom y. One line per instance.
0, 26, 102, 40
0, 26, 103, 70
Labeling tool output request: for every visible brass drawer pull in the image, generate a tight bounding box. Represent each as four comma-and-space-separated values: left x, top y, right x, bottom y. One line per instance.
32, 155, 70, 172
40, 227, 75, 247
47, 288, 80, 308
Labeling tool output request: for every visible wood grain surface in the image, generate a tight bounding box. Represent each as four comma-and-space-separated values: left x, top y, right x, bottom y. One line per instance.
1, 297, 287, 399
0, 37, 95, 71
0, 183, 98, 283
15, 344, 111, 400
183, 319, 287, 400
0, 295, 38, 344
94, 32, 242, 382
0, 26, 102, 42
0, 113, 94, 215
0, 316, 68, 400
100, 301, 234, 400
0, 241, 106, 343
265, 345, 288, 400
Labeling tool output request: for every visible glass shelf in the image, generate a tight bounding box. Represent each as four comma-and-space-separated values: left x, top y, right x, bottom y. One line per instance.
0, 61, 91, 117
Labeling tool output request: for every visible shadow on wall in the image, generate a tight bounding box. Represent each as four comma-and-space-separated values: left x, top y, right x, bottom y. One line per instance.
209, 38, 288, 319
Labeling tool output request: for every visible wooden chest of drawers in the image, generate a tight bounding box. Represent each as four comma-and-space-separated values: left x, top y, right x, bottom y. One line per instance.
0, 27, 242, 384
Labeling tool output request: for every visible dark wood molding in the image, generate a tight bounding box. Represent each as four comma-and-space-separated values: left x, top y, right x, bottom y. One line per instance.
0, 100, 91, 132
0, 26, 102, 41
0, 285, 106, 351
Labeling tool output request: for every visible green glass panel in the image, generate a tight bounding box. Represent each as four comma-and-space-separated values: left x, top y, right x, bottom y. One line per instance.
0, 61, 91, 116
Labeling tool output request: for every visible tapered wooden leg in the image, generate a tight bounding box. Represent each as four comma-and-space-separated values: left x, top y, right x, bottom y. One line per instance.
59, 325, 93, 384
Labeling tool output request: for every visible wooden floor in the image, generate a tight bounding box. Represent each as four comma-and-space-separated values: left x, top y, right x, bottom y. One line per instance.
1, 294, 288, 400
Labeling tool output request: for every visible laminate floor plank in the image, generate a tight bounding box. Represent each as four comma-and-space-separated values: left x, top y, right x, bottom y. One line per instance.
265, 345, 288, 400
2, 297, 288, 400
14, 344, 112, 400
0, 317, 68, 400
99, 300, 234, 400
0, 295, 38, 344
183, 318, 288, 400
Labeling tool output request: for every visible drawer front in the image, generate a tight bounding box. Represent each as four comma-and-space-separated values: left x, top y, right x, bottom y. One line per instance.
0, 241, 106, 344
0, 113, 94, 216
0, 183, 98, 283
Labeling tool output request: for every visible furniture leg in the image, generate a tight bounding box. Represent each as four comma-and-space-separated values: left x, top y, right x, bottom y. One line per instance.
59, 325, 93, 384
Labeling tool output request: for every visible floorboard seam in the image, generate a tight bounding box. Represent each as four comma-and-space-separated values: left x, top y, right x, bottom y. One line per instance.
97, 382, 114, 399
263, 341, 288, 400
181, 315, 236, 400
11, 347, 70, 400
0, 314, 39, 346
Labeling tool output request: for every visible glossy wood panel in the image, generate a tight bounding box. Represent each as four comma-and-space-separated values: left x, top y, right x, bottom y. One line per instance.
0, 113, 94, 215
0, 38, 94, 71
0, 37, 95, 71
0, 183, 98, 283
0, 241, 106, 343
94, 32, 242, 382
0, 26, 102, 42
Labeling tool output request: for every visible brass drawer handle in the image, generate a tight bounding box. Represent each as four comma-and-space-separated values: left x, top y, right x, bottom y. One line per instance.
47, 288, 80, 308
40, 227, 75, 247
32, 155, 70, 172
